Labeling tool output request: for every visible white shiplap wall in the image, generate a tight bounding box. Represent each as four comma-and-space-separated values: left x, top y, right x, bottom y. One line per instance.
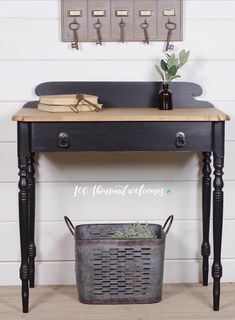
1, 0, 235, 286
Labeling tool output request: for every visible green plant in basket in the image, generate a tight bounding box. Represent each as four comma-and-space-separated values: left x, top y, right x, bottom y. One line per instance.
112, 222, 156, 239
155, 49, 190, 83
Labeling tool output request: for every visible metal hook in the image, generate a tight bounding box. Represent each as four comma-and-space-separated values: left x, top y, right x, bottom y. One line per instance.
141, 19, 149, 30
69, 19, 80, 31
93, 18, 102, 29
165, 19, 177, 31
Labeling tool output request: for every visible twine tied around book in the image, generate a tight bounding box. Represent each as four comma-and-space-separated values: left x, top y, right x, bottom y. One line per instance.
70, 93, 101, 113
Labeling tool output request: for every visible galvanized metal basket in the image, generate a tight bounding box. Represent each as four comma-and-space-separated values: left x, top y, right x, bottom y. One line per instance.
65, 215, 173, 304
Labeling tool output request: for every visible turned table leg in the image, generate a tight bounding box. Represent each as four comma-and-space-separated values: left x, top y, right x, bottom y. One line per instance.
212, 153, 224, 311
28, 153, 36, 288
18, 155, 29, 313
18, 122, 31, 313
212, 122, 224, 311
201, 152, 211, 286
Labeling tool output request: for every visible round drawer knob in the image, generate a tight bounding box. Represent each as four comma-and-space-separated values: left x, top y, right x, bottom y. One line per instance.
175, 132, 186, 147
58, 132, 70, 148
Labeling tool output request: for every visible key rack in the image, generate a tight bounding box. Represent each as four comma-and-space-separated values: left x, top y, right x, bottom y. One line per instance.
61, 0, 183, 49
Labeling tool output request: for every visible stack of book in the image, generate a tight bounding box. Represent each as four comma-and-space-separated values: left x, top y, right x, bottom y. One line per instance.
38, 94, 102, 112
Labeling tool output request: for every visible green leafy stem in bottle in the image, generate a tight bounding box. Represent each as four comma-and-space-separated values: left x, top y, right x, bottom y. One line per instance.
155, 49, 190, 83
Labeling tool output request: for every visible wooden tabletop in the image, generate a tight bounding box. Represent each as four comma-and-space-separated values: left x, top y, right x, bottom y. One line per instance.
12, 107, 230, 122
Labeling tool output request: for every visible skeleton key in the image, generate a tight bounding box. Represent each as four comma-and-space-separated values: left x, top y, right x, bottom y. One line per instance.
69, 19, 80, 50
119, 19, 125, 43
165, 19, 176, 51
141, 19, 150, 44
94, 19, 102, 45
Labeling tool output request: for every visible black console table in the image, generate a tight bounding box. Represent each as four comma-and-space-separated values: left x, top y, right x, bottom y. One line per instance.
12, 82, 230, 313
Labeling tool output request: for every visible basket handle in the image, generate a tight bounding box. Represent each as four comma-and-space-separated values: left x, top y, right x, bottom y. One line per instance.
64, 216, 75, 236
163, 215, 174, 235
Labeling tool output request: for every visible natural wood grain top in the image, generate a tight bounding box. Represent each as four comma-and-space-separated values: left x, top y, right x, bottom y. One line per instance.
2, 284, 235, 319
12, 106, 230, 122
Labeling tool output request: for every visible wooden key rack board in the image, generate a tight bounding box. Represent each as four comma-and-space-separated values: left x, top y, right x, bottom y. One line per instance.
61, 0, 183, 46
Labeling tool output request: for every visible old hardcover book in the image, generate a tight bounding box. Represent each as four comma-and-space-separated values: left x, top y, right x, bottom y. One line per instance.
38, 103, 103, 113
39, 94, 98, 106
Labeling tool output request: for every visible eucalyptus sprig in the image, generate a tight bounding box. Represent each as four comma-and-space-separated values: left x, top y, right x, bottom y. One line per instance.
155, 49, 190, 83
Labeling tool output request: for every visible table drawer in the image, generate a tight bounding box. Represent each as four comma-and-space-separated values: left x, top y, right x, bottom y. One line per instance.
32, 122, 212, 152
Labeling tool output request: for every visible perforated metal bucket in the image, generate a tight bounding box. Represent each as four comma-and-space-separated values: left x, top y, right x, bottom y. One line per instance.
65, 216, 173, 304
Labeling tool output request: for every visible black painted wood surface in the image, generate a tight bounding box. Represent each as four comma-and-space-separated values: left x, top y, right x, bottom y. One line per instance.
27, 153, 36, 289
31, 121, 212, 152
23, 82, 214, 109
201, 152, 212, 286
18, 122, 30, 313
212, 122, 225, 311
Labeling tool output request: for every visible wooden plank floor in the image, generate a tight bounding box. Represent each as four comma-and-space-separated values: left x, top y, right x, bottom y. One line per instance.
1, 284, 235, 320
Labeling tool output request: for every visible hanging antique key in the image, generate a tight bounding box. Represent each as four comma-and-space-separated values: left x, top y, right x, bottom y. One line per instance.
119, 19, 126, 43
165, 19, 177, 51
141, 19, 150, 44
69, 19, 80, 50
94, 19, 102, 45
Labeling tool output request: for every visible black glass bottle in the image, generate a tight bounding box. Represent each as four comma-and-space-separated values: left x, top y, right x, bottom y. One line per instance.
159, 83, 173, 110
